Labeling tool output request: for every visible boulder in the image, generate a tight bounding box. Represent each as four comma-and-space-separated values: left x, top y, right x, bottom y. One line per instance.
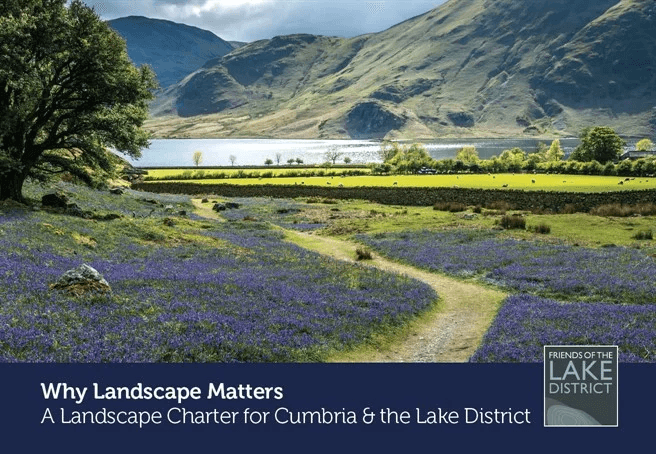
66, 204, 92, 219
41, 192, 69, 209
109, 188, 125, 195
213, 203, 227, 212
92, 213, 122, 221
225, 202, 241, 209
50, 264, 111, 297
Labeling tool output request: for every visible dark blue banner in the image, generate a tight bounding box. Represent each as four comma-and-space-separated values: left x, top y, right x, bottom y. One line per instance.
0, 363, 652, 453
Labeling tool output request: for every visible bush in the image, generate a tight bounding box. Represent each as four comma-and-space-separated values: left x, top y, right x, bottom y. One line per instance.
633, 230, 653, 240
499, 214, 526, 230
355, 247, 373, 261
590, 203, 656, 217
560, 204, 581, 214
486, 201, 514, 211
530, 223, 551, 234
433, 202, 467, 212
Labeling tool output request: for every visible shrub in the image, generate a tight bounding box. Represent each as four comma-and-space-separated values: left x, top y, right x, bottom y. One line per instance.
433, 202, 467, 212
486, 201, 514, 211
633, 230, 653, 240
616, 159, 633, 176
560, 204, 581, 214
355, 247, 373, 261
499, 214, 526, 230
530, 223, 551, 234
590, 203, 656, 217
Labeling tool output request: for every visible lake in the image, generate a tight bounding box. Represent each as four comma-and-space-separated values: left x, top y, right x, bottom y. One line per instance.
122, 137, 600, 167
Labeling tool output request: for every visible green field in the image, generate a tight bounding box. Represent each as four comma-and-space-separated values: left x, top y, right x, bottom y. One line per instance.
144, 172, 656, 192
145, 167, 371, 179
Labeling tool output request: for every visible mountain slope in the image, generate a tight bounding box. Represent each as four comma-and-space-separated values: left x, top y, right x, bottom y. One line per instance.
108, 16, 235, 88
147, 0, 656, 139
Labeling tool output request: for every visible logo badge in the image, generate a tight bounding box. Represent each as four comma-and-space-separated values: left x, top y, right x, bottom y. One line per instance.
544, 345, 618, 427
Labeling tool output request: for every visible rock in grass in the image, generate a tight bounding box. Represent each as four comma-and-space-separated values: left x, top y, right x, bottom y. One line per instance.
50, 264, 111, 297
213, 203, 227, 212
109, 187, 124, 195
91, 212, 122, 221
41, 192, 69, 209
225, 202, 241, 209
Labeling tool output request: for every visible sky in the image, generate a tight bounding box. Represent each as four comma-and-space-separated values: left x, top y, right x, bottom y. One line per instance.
84, 0, 447, 42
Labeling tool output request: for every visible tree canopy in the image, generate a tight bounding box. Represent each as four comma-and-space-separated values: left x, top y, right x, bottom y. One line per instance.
455, 146, 479, 163
0, 0, 156, 201
545, 139, 564, 162
570, 127, 625, 164
636, 138, 654, 152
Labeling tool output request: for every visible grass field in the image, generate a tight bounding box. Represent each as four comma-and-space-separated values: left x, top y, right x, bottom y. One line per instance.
3, 180, 655, 362
145, 167, 371, 179
192, 196, 656, 248
144, 172, 656, 192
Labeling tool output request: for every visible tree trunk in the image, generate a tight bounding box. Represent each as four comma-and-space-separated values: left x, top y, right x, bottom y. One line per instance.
0, 170, 26, 202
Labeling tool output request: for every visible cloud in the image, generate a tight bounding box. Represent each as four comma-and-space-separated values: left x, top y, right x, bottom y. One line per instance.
86, 0, 445, 42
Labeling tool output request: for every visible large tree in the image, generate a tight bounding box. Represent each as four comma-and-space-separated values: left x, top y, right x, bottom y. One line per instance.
570, 127, 625, 164
0, 0, 156, 201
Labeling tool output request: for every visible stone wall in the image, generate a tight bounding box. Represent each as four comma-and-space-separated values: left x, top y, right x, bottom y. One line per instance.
132, 182, 656, 211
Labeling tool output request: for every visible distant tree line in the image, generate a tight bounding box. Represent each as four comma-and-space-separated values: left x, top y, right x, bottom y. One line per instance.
372, 127, 656, 177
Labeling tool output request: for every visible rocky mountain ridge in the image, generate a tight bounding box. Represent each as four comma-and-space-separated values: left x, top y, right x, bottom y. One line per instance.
108, 16, 235, 89
145, 0, 656, 139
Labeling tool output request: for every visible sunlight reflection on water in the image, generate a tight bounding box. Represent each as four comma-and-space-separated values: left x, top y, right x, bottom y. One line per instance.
122, 137, 588, 167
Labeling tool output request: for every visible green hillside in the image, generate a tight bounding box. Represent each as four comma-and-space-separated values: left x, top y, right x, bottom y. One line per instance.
147, 0, 656, 139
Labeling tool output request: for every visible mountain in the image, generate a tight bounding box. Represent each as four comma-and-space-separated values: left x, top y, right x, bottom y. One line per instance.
147, 0, 656, 139
108, 16, 235, 89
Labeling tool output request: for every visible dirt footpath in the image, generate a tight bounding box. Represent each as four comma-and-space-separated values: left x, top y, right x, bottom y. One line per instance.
286, 232, 507, 363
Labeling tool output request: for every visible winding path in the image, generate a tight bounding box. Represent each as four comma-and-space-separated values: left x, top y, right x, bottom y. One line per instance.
192, 199, 507, 363
285, 231, 507, 363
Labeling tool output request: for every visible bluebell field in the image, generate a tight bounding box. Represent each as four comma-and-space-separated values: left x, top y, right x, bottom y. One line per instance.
358, 230, 656, 362
469, 294, 656, 363
0, 202, 435, 362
